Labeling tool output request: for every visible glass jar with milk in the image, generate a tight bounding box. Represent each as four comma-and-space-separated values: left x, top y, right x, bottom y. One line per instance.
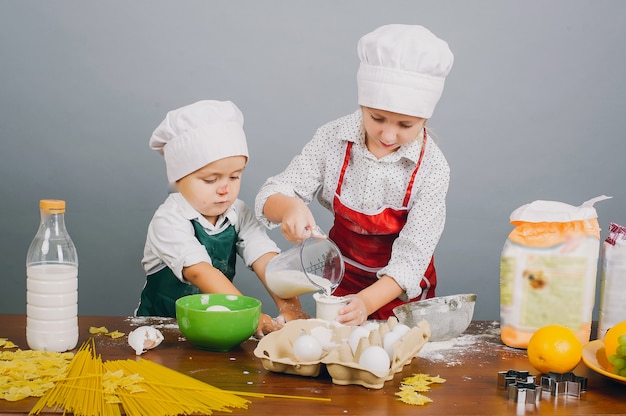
26, 199, 78, 352
265, 236, 344, 298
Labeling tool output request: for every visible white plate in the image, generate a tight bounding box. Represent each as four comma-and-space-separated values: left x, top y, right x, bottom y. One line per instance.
581, 339, 626, 384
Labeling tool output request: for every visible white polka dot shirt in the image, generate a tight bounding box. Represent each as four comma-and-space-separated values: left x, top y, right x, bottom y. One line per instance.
255, 110, 450, 300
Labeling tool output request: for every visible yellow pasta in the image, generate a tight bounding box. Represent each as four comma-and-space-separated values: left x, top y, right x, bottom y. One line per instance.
0, 338, 18, 349
89, 326, 109, 334
0, 346, 73, 402
395, 373, 446, 406
30, 339, 119, 416
102, 359, 250, 416
88, 326, 125, 339
30, 338, 329, 416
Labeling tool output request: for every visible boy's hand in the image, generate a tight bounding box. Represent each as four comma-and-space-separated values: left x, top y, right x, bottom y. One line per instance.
254, 313, 284, 339
279, 303, 310, 322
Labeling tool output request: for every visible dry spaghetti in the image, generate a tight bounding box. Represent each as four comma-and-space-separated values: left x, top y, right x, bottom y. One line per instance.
102, 359, 250, 415
30, 339, 329, 416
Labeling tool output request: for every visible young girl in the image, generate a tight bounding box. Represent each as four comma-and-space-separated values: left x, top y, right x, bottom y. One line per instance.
137, 100, 308, 337
255, 24, 454, 326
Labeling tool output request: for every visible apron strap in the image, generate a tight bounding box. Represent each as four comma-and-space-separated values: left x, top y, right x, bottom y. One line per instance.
335, 141, 353, 198
402, 129, 428, 207
336, 131, 427, 206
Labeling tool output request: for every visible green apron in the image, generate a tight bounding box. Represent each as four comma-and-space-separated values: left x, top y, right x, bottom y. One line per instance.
136, 220, 237, 317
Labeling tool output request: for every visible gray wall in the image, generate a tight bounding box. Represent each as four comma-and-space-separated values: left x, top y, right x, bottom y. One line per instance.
1, 1, 624, 321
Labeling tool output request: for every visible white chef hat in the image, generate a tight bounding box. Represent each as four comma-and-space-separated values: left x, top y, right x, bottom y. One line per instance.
357, 24, 454, 119
149, 100, 249, 183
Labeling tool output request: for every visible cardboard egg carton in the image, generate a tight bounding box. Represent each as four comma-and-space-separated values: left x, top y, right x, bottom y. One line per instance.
253, 316, 430, 389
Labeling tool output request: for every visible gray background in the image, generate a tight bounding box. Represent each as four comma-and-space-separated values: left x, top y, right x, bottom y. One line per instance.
1, 1, 624, 321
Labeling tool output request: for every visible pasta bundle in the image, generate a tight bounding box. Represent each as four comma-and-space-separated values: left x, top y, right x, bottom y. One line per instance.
30, 339, 249, 416
29, 339, 328, 416
103, 359, 250, 415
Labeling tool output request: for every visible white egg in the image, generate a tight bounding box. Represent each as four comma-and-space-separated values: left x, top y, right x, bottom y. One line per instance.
348, 326, 371, 354
206, 305, 231, 312
128, 326, 164, 355
358, 345, 390, 374
382, 331, 401, 359
392, 323, 411, 337
292, 334, 323, 362
310, 326, 335, 349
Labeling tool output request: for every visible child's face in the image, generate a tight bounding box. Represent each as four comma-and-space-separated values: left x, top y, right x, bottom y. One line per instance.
176, 156, 247, 225
361, 107, 426, 158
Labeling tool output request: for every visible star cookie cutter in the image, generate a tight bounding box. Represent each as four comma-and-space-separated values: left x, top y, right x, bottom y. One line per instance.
540, 372, 588, 398
507, 381, 543, 405
497, 370, 537, 390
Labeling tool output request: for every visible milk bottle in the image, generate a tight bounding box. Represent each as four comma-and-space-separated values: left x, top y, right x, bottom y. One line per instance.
26, 199, 79, 352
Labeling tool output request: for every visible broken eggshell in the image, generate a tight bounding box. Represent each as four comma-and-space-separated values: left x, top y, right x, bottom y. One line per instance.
128, 325, 164, 355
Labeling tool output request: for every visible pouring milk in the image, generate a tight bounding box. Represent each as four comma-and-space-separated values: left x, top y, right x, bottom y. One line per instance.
265, 270, 333, 298
265, 236, 345, 299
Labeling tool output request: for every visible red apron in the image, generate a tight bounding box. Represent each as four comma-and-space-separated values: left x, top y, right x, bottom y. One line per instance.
329, 130, 436, 320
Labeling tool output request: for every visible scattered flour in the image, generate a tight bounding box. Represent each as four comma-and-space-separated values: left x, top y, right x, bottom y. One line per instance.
416, 321, 525, 366
116, 317, 527, 365
417, 334, 483, 366
125, 316, 179, 330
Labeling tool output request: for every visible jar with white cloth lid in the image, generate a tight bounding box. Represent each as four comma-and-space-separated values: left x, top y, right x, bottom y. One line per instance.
499, 195, 611, 348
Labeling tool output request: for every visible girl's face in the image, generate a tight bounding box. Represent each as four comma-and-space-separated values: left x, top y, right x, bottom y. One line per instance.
176, 156, 247, 225
361, 107, 426, 158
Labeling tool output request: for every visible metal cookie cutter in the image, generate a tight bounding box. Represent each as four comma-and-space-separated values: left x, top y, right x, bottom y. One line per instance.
497, 370, 542, 405
540, 372, 588, 398
497, 370, 537, 389
508, 381, 543, 405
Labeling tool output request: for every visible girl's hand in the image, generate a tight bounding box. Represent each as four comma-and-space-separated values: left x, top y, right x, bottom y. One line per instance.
263, 193, 322, 242
281, 204, 318, 242
255, 313, 284, 338
336, 295, 369, 326
335, 276, 404, 326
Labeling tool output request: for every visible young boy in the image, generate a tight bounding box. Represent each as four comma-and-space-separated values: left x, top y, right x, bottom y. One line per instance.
137, 100, 308, 337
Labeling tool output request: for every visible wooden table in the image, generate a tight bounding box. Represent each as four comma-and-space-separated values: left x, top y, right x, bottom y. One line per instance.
1, 315, 624, 415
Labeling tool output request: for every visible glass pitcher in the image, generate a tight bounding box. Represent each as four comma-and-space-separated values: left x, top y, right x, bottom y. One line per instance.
265, 236, 344, 298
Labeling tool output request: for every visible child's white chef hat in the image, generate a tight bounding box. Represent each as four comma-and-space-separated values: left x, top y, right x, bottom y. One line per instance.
149, 100, 249, 183
357, 24, 454, 119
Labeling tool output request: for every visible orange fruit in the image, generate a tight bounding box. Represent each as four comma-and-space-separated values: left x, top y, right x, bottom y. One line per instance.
604, 320, 626, 361
527, 325, 582, 374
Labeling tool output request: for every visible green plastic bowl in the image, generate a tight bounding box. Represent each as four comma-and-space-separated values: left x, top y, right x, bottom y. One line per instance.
175, 294, 261, 351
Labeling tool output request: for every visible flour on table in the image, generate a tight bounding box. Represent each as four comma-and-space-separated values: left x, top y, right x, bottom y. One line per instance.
416, 321, 524, 366
126, 316, 179, 329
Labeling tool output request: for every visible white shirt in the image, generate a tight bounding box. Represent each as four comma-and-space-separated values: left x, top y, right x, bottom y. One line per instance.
143, 193, 280, 282
255, 110, 449, 300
